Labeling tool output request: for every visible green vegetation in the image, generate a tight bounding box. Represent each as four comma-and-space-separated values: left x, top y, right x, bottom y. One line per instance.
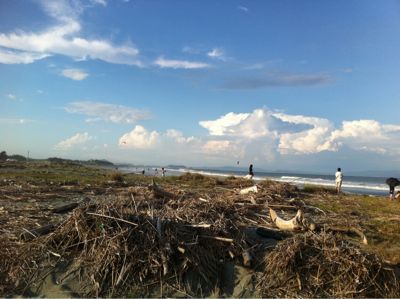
304, 192, 400, 263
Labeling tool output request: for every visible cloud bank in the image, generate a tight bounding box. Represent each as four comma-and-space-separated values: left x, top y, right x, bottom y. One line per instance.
65, 101, 151, 124
0, 0, 141, 65
54, 132, 93, 150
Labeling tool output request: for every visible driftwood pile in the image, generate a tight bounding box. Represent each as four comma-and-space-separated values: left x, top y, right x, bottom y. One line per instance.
259, 232, 400, 297
1, 179, 399, 297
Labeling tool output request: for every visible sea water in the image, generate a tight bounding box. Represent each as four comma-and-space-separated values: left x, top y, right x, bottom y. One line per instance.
166, 168, 391, 196
121, 166, 391, 196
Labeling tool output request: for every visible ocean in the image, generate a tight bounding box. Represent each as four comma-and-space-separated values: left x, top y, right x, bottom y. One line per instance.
121, 166, 392, 196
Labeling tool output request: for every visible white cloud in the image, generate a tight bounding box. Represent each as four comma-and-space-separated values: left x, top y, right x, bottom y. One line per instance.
7, 93, 16, 100
0, 1, 141, 66
0, 48, 50, 64
207, 48, 225, 60
202, 140, 232, 154
238, 5, 249, 12
119, 125, 159, 149
54, 132, 93, 150
199, 108, 400, 157
327, 120, 400, 154
274, 113, 335, 154
65, 101, 151, 124
0, 118, 32, 124
199, 112, 249, 136
91, 0, 107, 6
62, 68, 88, 80
154, 57, 210, 69
199, 109, 282, 139
165, 129, 196, 144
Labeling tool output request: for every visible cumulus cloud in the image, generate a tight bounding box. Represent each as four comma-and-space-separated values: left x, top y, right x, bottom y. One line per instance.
199, 108, 400, 157
62, 68, 88, 80
0, 1, 141, 65
274, 113, 335, 154
119, 125, 159, 149
199, 109, 302, 139
202, 140, 232, 154
165, 129, 196, 144
221, 73, 331, 89
154, 57, 210, 69
54, 132, 93, 150
65, 101, 151, 124
327, 120, 400, 154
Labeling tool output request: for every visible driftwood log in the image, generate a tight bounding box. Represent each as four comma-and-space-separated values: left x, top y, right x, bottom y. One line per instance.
325, 226, 368, 245
269, 208, 316, 232
20, 224, 56, 241
256, 227, 290, 240
149, 180, 175, 199
239, 185, 258, 195
52, 202, 79, 214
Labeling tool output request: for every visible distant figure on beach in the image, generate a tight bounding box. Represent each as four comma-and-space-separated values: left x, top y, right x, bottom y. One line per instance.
249, 164, 254, 178
386, 177, 400, 200
161, 167, 166, 177
142, 169, 145, 175
335, 168, 343, 193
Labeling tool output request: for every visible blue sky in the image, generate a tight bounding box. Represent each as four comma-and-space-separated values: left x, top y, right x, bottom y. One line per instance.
1, 0, 400, 172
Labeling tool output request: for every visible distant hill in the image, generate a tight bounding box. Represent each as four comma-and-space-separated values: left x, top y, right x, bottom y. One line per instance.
47, 157, 114, 167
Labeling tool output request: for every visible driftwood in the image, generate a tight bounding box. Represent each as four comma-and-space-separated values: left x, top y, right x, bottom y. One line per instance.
20, 224, 56, 241
269, 208, 304, 231
242, 250, 253, 267
149, 180, 175, 199
157, 217, 169, 276
269, 208, 316, 232
325, 226, 368, 245
239, 185, 258, 195
52, 202, 79, 214
256, 227, 290, 240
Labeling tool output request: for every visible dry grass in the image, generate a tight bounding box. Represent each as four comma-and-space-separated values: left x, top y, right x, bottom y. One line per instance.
259, 232, 399, 298
2, 161, 400, 297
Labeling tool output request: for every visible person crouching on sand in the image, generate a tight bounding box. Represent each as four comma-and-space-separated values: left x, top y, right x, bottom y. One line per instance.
335, 168, 343, 193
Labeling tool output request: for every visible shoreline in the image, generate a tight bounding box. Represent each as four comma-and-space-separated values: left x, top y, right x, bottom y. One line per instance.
120, 166, 390, 197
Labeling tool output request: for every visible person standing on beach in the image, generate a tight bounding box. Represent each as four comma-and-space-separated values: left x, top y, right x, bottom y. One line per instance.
335, 168, 343, 193
386, 177, 400, 200
249, 164, 254, 179
161, 167, 166, 177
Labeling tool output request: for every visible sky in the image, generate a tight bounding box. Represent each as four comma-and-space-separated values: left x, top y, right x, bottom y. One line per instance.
1, 0, 400, 172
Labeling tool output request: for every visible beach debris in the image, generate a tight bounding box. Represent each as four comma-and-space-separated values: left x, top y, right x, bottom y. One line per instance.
325, 226, 368, 245
20, 224, 56, 241
239, 185, 258, 195
0, 162, 397, 298
269, 208, 304, 231
259, 232, 399, 298
244, 174, 253, 180
255, 227, 289, 240
242, 250, 253, 267
52, 202, 79, 214
149, 179, 175, 198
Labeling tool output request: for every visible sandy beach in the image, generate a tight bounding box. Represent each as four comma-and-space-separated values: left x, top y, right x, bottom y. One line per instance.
1, 160, 400, 297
